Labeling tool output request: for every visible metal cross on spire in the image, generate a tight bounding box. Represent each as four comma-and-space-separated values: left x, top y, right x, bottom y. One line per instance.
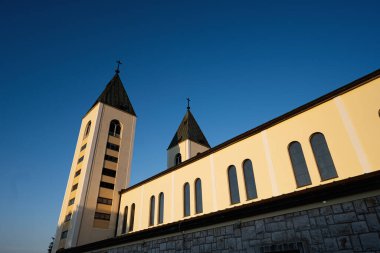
115, 60, 122, 74
187, 98, 191, 111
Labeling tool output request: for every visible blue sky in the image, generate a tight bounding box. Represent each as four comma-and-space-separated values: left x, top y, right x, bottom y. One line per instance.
0, 1, 379, 252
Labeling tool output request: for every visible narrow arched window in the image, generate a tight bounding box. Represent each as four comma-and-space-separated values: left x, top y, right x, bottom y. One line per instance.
310, 133, 338, 181
195, 178, 203, 214
109, 120, 121, 137
175, 153, 182, 165
289, 141, 312, 187
121, 206, 128, 234
243, 159, 258, 200
83, 121, 91, 139
184, 183, 190, 217
129, 203, 135, 232
149, 196, 155, 226
158, 192, 164, 224
228, 165, 240, 204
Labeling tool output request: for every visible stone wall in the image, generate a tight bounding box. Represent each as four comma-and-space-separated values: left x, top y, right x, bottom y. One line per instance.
105, 195, 380, 253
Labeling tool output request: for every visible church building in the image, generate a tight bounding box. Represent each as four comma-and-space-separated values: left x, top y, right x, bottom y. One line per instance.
53, 68, 380, 253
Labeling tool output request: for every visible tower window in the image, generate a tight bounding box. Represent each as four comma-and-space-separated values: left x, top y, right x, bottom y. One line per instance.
184, 183, 190, 217
64, 213, 72, 222
149, 195, 155, 226
122, 206, 128, 234
80, 143, 87, 151
71, 184, 78, 192
289, 141, 312, 187
106, 142, 120, 152
195, 178, 203, 214
158, 192, 164, 224
74, 170, 81, 177
97, 197, 112, 205
68, 198, 75, 206
102, 168, 116, 177
104, 154, 118, 163
61, 230, 68, 239
310, 133, 338, 181
77, 156, 84, 164
109, 120, 121, 138
228, 165, 240, 205
243, 159, 258, 200
175, 153, 182, 165
83, 121, 91, 139
129, 204, 135, 232
94, 212, 111, 221
100, 181, 114, 190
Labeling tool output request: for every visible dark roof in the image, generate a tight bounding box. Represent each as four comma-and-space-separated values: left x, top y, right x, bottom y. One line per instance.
121, 68, 380, 193
58, 170, 380, 253
88, 73, 136, 116
168, 109, 211, 149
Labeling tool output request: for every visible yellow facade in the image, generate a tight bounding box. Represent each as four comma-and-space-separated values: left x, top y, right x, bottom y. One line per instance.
116, 72, 380, 236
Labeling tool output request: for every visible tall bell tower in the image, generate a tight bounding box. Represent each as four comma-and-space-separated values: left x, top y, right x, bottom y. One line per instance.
52, 67, 136, 252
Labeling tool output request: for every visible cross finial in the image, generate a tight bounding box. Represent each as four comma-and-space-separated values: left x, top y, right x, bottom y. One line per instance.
187, 98, 190, 111
115, 60, 122, 74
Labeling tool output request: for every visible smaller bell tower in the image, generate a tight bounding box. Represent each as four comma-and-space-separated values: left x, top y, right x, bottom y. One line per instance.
52, 65, 136, 252
167, 99, 210, 168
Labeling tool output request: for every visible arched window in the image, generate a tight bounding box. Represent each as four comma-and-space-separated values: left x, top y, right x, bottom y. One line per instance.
288, 141, 312, 187
184, 183, 190, 217
243, 159, 258, 200
109, 120, 121, 137
83, 121, 91, 139
195, 178, 203, 214
129, 204, 135, 232
158, 192, 164, 224
149, 196, 155, 226
175, 153, 182, 165
121, 206, 128, 234
310, 133, 338, 181
228, 165, 240, 204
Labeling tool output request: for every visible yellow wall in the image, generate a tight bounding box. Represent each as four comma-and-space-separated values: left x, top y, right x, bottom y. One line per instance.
117, 76, 380, 236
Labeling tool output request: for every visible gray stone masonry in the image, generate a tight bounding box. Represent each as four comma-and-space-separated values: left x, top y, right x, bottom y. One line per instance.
105, 195, 380, 253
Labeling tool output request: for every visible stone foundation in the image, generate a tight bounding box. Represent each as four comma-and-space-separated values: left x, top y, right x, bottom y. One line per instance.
102, 195, 380, 253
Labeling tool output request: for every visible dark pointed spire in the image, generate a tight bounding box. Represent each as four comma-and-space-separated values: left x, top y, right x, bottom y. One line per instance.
167, 109, 210, 150
187, 98, 190, 111
115, 60, 122, 74
88, 73, 136, 116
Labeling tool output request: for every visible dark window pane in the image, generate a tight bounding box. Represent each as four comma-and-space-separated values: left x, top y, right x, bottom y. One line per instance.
68, 198, 75, 206
83, 121, 91, 139
61, 230, 68, 239
71, 184, 78, 192
104, 154, 118, 163
107, 142, 120, 152
80, 143, 87, 151
149, 195, 155, 226
122, 206, 128, 234
129, 204, 135, 232
94, 212, 111, 221
243, 159, 258, 200
102, 168, 116, 177
228, 165, 240, 204
77, 156, 84, 164
195, 179, 203, 214
310, 133, 338, 180
97, 197, 112, 205
184, 183, 190, 216
158, 192, 164, 224
175, 153, 182, 165
64, 213, 72, 222
100, 181, 114, 190
289, 142, 312, 187
109, 120, 121, 137
74, 169, 81, 177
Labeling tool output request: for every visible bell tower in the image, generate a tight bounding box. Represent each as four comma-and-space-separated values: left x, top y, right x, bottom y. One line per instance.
52, 68, 136, 252
167, 99, 210, 168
